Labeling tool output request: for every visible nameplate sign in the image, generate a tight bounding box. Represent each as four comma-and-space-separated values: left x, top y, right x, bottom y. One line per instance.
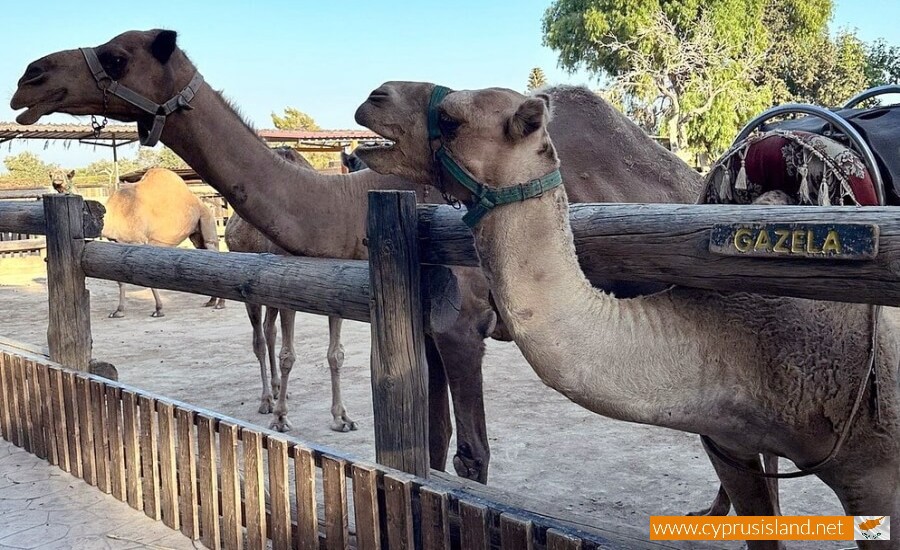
709, 223, 879, 260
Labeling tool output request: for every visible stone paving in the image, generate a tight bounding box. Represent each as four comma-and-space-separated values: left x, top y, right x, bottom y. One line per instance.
0, 439, 199, 550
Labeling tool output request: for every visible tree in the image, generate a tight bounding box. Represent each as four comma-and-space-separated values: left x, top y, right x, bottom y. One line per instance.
865, 39, 900, 88
542, 0, 877, 158
135, 147, 189, 170
0, 152, 58, 187
526, 67, 548, 92
270, 107, 335, 170
271, 107, 321, 131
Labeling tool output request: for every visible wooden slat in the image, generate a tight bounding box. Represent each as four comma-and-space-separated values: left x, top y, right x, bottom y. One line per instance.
383, 474, 414, 550
0, 236, 46, 253
500, 513, 533, 550
106, 386, 126, 501
351, 464, 380, 550
459, 500, 490, 550
197, 415, 220, 549
121, 389, 142, 510
322, 455, 349, 550
13, 356, 29, 451
24, 361, 45, 459
37, 363, 57, 466
294, 445, 318, 550
76, 376, 95, 485
157, 402, 179, 530
420, 487, 451, 550
546, 528, 583, 550
49, 368, 69, 472
176, 407, 199, 540
243, 430, 266, 550
0, 353, 12, 443
62, 371, 81, 478
267, 437, 291, 550
138, 395, 160, 519
90, 379, 110, 493
218, 422, 242, 550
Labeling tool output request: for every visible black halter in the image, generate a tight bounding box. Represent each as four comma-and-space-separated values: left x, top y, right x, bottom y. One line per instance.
80, 47, 204, 146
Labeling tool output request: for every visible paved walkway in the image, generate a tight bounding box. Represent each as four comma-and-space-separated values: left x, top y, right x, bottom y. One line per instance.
0, 440, 199, 550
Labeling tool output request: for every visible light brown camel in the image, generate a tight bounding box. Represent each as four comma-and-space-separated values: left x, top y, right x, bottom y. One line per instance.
48, 168, 75, 193
92, 167, 221, 317
354, 84, 900, 549
11, 31, 715, 495
224, 147, 357, 432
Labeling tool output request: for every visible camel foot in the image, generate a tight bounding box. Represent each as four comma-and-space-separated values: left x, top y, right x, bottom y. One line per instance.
203, 297, 218, 307
330, 417, 359, 433
270, 416, 292, 433
109, 310, 125, 318
214, 302, 225, 310
150, 311, 165, 318
452, 443, 487, 483
258, 397, 274, 415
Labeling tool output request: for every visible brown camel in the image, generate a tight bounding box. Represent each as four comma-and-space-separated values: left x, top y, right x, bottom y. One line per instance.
355, 84, 900, 549
12, 31, 714, 494
91, 167, 221, 317
224, 147, 357, 433
48, 168, 75, 193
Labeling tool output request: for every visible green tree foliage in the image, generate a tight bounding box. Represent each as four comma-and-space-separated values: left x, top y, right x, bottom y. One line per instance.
136, 147, 189, 170
865, 39, 900, 87
270, 107, 335, 170
0, 152, 58, 188
542, 0, 883, 159
527, 67, 548, 92
271, 107, 321, 131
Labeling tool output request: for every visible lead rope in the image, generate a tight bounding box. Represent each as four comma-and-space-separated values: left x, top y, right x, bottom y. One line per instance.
703, 296, 882, 479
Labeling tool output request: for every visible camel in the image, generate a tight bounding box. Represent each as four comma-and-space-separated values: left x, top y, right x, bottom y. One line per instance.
10, 30, 713, 492
224, 146, 357, 432
85, 167, 221, 317
354, 84, 900, 549
49, 168, 75, 193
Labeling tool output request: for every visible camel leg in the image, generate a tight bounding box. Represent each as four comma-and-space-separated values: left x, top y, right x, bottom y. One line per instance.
688, 453, 778, 516
109, 281, 127, 318
190, 230, 224, 309
149, 288, 165, 317
819, 461, 899, 549
426, 334, 452, 473
703, 439, 784, 550
271, 310, 296, 433
327, 316, 357, 432
246, 303, 273, 414
433, 323, 491, 483
263, 307, 280, 398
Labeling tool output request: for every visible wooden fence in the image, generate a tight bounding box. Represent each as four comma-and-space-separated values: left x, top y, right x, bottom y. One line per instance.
0, 190, 48, 260
3, 190, 900, 549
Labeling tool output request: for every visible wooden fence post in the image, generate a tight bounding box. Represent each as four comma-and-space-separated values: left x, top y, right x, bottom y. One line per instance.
44, 194, 92, 371
367, 191, 429, 477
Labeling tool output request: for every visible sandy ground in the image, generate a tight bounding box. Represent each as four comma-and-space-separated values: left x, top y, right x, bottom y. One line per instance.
0, 264, 866, 550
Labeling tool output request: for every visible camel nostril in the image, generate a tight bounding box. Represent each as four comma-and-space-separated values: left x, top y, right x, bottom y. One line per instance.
19, 65, 46, 86
368, 89, 391, 103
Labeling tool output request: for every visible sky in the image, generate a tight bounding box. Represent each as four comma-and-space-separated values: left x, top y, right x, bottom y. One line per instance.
0, 0, 895, 169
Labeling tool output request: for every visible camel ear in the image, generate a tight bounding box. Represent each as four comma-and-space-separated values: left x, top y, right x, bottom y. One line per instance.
506, 97, 548, 141
67, 169, 76, 179
151, 30, 178, 64
533, 92, 551, 110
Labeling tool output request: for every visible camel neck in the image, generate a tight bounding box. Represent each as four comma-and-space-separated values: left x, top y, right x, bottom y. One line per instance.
473, 187, 709, 429
159, 81, 419, 258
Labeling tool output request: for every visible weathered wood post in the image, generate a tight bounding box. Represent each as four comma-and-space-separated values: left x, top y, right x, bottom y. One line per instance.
367, 190, 429, 477
43, 194, 92, 371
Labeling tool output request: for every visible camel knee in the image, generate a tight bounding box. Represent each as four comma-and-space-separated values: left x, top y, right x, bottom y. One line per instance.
278, 349, 295, 375
327, 344, 345, 372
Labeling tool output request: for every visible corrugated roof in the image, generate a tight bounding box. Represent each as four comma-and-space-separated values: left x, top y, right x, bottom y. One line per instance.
0, 123, 388, 144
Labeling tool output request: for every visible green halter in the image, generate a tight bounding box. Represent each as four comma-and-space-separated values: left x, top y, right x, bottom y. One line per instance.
427, 85, 563, 227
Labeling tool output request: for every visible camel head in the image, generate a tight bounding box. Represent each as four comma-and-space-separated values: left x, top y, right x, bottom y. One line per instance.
49, 169, 75, 193
11, 30, 193, 130
355, 82, 557, 209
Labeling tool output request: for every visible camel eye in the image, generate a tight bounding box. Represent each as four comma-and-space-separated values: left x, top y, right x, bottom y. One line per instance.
438, 111, 460, 137
98, 52, 128, 79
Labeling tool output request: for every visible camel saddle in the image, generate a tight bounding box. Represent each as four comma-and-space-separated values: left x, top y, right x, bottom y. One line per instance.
763, 104, 900, 204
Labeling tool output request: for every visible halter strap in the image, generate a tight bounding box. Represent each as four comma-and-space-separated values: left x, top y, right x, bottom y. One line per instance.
427, 85, 562, 227
80, 47, 204, 146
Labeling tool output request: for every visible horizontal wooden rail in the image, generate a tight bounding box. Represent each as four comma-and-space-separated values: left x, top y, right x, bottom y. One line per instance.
0, 237, 46, 253
81, 241, 371, 322
419, 203, 900, 307
0, 199, 104, 237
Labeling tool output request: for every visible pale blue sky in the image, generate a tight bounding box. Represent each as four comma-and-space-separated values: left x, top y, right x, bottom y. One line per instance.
0, 0, 895, 169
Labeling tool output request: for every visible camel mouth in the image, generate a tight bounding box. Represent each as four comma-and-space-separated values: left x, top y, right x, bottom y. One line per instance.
12, 88, 67, 125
